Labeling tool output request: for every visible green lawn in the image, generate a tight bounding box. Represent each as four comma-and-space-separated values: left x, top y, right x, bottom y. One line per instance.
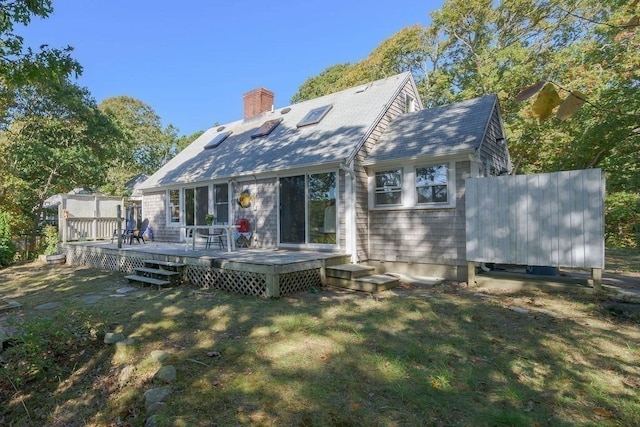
0, 261, 639, 426
606, 247, 640, 273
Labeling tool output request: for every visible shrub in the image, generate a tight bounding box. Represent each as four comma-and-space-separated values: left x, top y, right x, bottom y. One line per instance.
0, 210, 16, 267
605, 192, 640, 248
42, 224, 59, 256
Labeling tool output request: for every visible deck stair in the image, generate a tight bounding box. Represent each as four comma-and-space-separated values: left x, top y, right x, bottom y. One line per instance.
325, 264, 399, 293
125, 260, 185, 289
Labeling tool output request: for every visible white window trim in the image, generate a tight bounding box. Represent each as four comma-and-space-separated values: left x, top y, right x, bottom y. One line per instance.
415, 163, 454, 207
368, 161, 456, 210
372, 168, 403, 207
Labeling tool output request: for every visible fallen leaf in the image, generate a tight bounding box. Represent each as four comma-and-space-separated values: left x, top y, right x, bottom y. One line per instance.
515, 81, 546, 102
592, 407, 614, 418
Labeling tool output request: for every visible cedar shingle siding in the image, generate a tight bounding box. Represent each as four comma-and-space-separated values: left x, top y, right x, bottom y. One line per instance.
138, 72, 509, 281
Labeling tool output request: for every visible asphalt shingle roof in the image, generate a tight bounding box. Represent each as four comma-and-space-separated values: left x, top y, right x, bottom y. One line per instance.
364, 94, 497, 164
139, 73, 412, 189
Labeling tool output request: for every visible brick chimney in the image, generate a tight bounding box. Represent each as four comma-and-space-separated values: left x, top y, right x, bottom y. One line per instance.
243, 88, 274, 120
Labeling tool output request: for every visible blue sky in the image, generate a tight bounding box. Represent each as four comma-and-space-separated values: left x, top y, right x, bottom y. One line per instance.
20, 1, 442, 136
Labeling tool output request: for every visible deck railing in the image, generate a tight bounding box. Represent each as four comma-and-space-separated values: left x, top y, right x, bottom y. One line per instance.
63, 217, 120, 242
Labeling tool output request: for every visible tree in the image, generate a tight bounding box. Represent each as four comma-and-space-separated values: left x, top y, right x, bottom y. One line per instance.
290, 26, 437, 103
294, 0, 639, 245
0, 0, 82, 128
98, 96, 180, 195
0, 79, 120, 249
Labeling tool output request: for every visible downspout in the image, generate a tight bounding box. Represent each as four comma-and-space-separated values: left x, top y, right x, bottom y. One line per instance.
339, 163, 357, 263
252, 174, 258, 246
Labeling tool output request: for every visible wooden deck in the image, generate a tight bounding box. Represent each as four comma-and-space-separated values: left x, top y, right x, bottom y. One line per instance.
62, 241, 350, 297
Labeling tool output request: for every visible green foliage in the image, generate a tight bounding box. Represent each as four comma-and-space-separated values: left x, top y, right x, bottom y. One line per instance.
0, 210, 16, 267
1, 308, 96, 386
97, 96, 181, 195
605, 192, 640, 248
42, 224, 58, 255
1, 79, 120, 245
291, 63, 352, 103
0, 1, 82, 129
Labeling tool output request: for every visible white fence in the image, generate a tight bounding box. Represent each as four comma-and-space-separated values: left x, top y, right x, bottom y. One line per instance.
465, 169, 605, 269
57, 195, 124, 242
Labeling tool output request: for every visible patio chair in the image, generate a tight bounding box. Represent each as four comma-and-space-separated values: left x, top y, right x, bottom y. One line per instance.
131, 218, 149, 244
205, 228, 225, 250
112, 219, 137, 244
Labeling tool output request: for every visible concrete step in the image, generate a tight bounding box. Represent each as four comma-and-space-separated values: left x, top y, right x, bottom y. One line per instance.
326, 264, 376, 280
325, 274, 399, 293
125, 275, 172, 289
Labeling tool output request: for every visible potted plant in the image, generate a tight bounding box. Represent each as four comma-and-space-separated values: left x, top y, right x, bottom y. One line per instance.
205, 214, 215, 225
39, 225, 66, 264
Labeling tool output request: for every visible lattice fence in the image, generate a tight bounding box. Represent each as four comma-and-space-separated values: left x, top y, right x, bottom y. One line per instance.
280, 268, 322, 295
64, 245, 324, 297
185, 265, 267, 297
64, 246, 145, 273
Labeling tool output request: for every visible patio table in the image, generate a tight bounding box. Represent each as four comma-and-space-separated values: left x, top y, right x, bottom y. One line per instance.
185, 225, 239, 253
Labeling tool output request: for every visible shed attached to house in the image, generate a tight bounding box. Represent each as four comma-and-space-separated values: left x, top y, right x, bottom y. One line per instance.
137, 72, 510, 281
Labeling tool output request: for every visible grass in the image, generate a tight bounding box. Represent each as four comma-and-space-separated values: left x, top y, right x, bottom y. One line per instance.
605, 247, 640, 273
0, 260, 639, 426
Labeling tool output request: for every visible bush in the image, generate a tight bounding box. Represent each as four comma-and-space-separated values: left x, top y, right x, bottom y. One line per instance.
605, 192, 640, 248
42, 224, 59, 256
0, 210, 16, 267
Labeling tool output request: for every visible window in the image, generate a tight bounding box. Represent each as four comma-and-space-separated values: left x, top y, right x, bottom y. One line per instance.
297, 104, 332, 127
416, 165, 448, 203
169, 189, 180, 223
405, 95, 416, 113
214, 184, 229, 224
374, 169, 402, 206
204, 130, 232, 149
251, 118, 282, 139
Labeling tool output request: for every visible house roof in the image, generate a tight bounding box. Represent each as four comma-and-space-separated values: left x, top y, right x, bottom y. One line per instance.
364, 94, 498, 165
139, 72, 413, 190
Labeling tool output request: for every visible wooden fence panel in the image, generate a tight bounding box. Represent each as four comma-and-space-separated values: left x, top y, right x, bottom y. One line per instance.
466, 169, 604, 269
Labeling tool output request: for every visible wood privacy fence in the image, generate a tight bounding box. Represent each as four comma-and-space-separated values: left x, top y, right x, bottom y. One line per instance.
57, 195, 124, 242
465, 169, 605, 270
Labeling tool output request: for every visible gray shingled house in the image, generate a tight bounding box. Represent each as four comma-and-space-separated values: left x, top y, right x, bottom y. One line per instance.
138, 72, 511, 281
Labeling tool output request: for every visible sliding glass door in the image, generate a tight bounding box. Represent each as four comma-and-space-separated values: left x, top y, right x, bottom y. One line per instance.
185, 186, 209, 226
279, 172, 336, 246
280, 176, 305, 244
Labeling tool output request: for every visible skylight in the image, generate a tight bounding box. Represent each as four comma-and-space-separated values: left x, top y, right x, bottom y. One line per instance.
251, 118, 282, 139
203, 130, 232, 150
297, 104, 332, 128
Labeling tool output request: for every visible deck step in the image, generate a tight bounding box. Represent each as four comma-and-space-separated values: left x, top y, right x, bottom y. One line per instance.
135, 266, 181, 278
143, 260, 185, 269
326, 264, 376, 280
325, 274, 399, 293
125, 274, 172, 289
